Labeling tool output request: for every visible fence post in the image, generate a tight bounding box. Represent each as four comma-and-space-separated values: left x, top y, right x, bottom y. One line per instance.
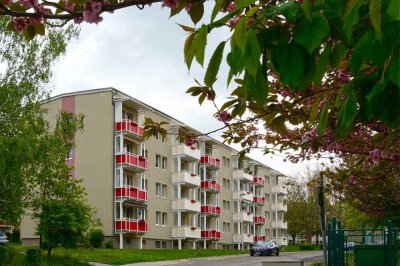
388, 220, 393, 266
338, 220, 344, 266
333, 217, 337, 266
328, 222, 332, 266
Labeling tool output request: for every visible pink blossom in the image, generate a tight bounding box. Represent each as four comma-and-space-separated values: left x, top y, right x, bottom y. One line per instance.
74, 17, 83, 24
369, 148, 381, 161
4, 0, 11, 5
28, 17, 42, 25
185, 3, 192, 11
280, 90, 290, 97
13, 18, 27, 32
227, 2, 236, 12
64, 1, 74, 12
217, 110, 232, 122
229, 16, 240, 27
338, 71, 350, 82
91, 2, 102, 13
348, 175, 355, 185
37, 6, 51, 15
19, 0, 35, 9
162, 0, 178, 9
82, 11, 103, 24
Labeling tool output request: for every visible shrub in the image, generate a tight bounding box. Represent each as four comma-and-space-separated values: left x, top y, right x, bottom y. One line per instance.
25, 248, 42, 266
5, 232, 12, 241
0, 245, 15, 266
11, 229, 20, 243
105, 240, 113, 249
310, 262, 323, 266
41, 239, 49, 250
89, 229, 104, 248
299, 244, 316, 250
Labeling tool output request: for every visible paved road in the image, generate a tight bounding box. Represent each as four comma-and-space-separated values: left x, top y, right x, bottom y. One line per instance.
120, 251, 323, 266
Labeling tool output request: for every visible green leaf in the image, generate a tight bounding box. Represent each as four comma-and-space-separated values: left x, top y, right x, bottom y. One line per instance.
232, 18, 246, 52
366, 81, 386, 101
177, 24, 195, 32
253, 69, 268, 105
33, 24, 45, 36
336, 90, 358, 138
236, 0, 254, 9
317, 100, 329, 136
211, 0, 224, 23
221, 99, 238, 110
387, 0, 400, 20
387, 54, 400, 86
342, 0, 363, 41
301, 0, 312, 20
243, 29, 261, 77
227, 45, 245, 75
204, 41, 226, 87
170, 1, 185, 17
184, 32, 196, 69
189, 2, 204, 25
369, 0, 381, 40
313, 43, 332, 84
5, 21, 15, 32
227, 70, 234, 87
198, 91, 207, 105
23, 26, 36, 42
193, 25, 208, 66
330, 42, 348, 69
309, 99, 320, 123
294, 13, 330, 54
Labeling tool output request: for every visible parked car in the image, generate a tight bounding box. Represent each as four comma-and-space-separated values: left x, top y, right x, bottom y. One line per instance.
344, 241, 355, 251
0, 229, 9, 245
250, 241, 279, 256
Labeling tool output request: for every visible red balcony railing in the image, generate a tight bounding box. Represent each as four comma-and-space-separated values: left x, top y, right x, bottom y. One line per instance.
116, 120, 144, 137
115, 186, 147, 202
115, 219, 148, 233
201, 230, 221, 240
254, 235, 266, 242
252, 176, 265, 186
116, 153, 148, 170
201, 205, 221, 216
200, 180, 221, 192
200, 156, 221, 168
253, 196, 265, 205
253, 216, 266, 224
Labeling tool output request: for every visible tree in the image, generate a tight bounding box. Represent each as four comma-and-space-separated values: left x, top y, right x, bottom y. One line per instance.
30, 112, 96, 257
0, 17, 78, 224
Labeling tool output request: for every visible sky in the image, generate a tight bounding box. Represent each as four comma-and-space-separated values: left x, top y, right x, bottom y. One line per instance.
51, 3, 303, 176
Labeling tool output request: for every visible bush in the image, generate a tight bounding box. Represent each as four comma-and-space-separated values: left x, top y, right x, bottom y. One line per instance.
25, 248, 42, 266
5, 232, 12, 241
299, 244, 316, 250
11, 229, 20, 243
41, 239, 49, 250
310, 262, 323, 266
105, 240, 113, 249
0, 245, 15, 266
89, 229, 104, 248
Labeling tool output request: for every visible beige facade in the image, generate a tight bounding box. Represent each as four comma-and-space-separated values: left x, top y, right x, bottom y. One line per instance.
21, 88, 288, 249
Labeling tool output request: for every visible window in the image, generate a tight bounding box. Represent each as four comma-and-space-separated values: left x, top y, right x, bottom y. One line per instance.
66, 146, 73, 160
222, 222, 227, 233
156, 183, 167, 198
226, 223, 231, 233
155, 132, 167, 143
162, 241, 167, 248
156, 211, 167, 226
156, 154, 167, 170
155, 241, 161, 248
226, 179, 231, 190
226, 201, 230, 211
222, 178, 226, 189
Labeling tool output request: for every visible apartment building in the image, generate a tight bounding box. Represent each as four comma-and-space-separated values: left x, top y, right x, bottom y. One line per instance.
21, 88, 288, 249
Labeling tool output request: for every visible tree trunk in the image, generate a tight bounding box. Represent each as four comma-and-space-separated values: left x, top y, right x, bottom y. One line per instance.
47, 246, 52, 258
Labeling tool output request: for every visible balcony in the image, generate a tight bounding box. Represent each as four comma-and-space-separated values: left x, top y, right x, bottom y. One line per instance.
253, 196, 265, 205
116, 153, 147, 172
273, 237, 288, 246
252, 176, 265, 186
172, 226, 201, 239
232, 170, 253, 182
254, 235, 266, 242
115, 186, 147, 203
271, 202, 287, 212
172, 171, 200, 187
201, 230, 221, 240
115, 219, 147, 233
200, 180, 221, 193
272, 220, 288, 229
172, 199, 201, 212
200, 156, 221, 169
233, 233, 254, 243
233, 212, 254, 223
233, 191, 253, 202
271, 185, 287, 195
201, 205, 221, 216
253, 216, 266, 224
116, 120, 144, 140
172, 144, 201, 161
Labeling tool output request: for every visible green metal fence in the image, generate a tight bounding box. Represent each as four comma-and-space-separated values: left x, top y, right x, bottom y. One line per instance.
327, 217, 399, 266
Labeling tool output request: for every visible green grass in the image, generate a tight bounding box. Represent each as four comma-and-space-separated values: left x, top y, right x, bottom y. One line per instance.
10, 244, 244, 265
280, 244, 322, 252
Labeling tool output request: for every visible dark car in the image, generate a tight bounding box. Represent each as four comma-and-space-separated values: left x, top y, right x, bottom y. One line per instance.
0, 229, 9, 245
250, 241, 279, 256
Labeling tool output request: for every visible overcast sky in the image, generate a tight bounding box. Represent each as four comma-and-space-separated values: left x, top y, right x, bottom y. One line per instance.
51, 3, 304, 176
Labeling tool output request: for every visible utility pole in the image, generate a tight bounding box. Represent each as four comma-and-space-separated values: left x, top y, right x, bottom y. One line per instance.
318, 174, 327, 266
